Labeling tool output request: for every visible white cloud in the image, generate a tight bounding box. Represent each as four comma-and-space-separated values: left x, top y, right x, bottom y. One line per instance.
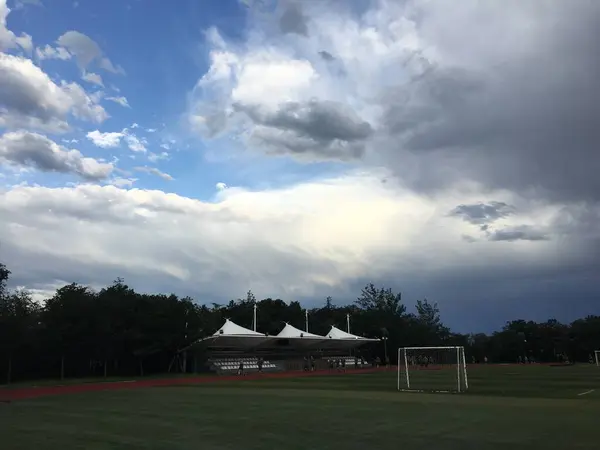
35, 44, 72, 61
0, 53, 108, 132
106, 96, 130, 108
99, 56, 125, 75
190, 47, 318, 133
109, 177, 136, 188
86, 130, 124, 148
14, 33, 32, 52
82, 71, 104, 87
56, 30, 125, 74
0, 0, 596, 328
188, 20, 379, 154
189, 0, 600, 206
134, 166, 173, 181
56, 31, 101, 67
148, 151, 169, 163
0, 130, 113, 180
230, 56, 316, 107
0, 174, 582, 307
0, 0, 34, 52
86, 128, 147, 153
14, 0, 43, 10
125, 134, 146, 152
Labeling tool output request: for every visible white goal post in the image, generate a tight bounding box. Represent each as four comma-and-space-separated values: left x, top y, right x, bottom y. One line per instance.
595, 350, 600, 367
397, 346, 469, 393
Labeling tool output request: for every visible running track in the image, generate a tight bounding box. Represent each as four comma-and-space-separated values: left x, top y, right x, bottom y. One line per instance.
0, 363, 566, 402
0, 367, 390, 402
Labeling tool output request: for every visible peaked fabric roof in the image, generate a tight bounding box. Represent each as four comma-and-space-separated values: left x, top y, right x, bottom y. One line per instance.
276, 323, 325, 339
326, 325, 378, 341
212, 319, 265, 336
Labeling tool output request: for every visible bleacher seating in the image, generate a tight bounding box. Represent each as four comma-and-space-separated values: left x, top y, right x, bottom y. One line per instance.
210, 357, 279, 373
355, 357, 370, 366
326, 357, 370, 366
210, 356, 371, 374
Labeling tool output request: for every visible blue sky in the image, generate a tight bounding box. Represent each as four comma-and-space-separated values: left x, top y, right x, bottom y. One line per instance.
4, 0, 348, 198
1, 0, 599, 332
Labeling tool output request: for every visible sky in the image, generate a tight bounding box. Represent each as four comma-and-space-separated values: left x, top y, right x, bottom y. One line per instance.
1, 0, 599, 332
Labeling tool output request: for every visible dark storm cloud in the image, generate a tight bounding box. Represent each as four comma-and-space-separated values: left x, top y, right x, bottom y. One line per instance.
0, 55, 66, 128
236, 100, 372, 159
449, 203, 550, 242
279, 2, 308, 36
318, 51, 335, 62
341, 248, 600, 332
488, 226, 549, 243
449, 202, 515, 225
381, 3, 600, 203
0, 131, 112, 180
257, 100, 372, 142
0, 52, 107, 131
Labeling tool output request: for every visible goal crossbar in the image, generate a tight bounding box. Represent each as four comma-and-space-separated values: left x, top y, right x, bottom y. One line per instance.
401, 346, 463, 350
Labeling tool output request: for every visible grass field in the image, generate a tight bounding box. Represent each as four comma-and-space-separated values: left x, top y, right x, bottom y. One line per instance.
1, 365, 599, 450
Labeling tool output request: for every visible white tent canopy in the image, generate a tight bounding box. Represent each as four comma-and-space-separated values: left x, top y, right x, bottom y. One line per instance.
276, 323, 327, 348
198, 319, 271, 349
326, 326, 379, 341
276, 323, 325, 339
189, 320, 378, 351
213, 319, 265, 336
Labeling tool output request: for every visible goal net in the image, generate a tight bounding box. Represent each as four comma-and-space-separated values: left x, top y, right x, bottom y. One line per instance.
397, 346, 468, 393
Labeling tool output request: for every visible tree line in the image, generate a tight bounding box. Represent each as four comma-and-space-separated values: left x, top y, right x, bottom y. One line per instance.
1, 262, 598, 384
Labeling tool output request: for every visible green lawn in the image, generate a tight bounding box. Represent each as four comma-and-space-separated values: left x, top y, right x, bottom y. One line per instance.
1, 365, 599, 450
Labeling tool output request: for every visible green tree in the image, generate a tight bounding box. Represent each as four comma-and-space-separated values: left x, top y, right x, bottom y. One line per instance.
0, 288, 39, 383
43, 283, 96, 379
356, 283, 405, 316
0, 263, 10, 298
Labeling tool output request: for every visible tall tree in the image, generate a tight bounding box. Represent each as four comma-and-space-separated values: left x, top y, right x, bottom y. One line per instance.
43, 283, 96, 379
356, 283, 405, 316
0, 263, 10, 299
0, 289, 39, 383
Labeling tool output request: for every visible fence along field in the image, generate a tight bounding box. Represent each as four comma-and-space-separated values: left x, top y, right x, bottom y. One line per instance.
1, 364, 599, 450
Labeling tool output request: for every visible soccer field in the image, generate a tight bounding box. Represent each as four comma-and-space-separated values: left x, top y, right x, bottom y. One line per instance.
1, 365, 599, 450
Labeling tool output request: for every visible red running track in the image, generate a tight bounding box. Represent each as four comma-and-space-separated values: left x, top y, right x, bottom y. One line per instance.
0, 363, 568, 402
0, 367, 391, 402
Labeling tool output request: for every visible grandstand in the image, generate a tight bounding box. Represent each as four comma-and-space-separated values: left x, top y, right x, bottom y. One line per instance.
185, 319, 380, 374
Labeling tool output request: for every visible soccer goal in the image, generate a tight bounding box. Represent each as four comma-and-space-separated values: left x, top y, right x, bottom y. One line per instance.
595, 350, 600, 367
397, 346, 468, 393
